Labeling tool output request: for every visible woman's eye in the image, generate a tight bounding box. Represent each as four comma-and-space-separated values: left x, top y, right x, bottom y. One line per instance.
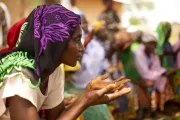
76, 37, 81, 43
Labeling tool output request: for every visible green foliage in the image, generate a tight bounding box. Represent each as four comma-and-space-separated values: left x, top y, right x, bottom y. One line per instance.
136, 1, 154, 10
129, 16, 141, 25
129, 16, 147, 25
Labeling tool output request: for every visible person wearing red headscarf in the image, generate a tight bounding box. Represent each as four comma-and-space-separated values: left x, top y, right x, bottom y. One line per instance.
0, 18, 25, 53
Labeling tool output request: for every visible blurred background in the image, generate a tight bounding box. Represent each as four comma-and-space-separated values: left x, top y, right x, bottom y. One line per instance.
0, 0, 180, 120
1, 0, 180, 44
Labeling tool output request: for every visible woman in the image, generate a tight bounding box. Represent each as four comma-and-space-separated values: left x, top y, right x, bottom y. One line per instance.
99, 0, 120, 41
156, 22, 175, 70
133, 32, 174, 111
0, 4, 131, 120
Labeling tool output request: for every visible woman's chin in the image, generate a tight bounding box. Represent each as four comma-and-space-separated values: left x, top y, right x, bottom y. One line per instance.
66, 61, 77, 67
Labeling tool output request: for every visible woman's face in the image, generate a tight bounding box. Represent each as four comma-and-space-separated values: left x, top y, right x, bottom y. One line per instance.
60, 26, 84, 66
145, 41, 157, 53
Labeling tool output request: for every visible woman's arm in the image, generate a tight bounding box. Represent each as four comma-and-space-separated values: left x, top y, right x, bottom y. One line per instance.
8, 74, 131, 120
57, 96, 87, 120
57, 74, 131, 120
8, 95, 40, 120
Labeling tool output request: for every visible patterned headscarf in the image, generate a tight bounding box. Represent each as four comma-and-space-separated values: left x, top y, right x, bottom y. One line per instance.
0, 4, 81, 88
156, 21, 171, 55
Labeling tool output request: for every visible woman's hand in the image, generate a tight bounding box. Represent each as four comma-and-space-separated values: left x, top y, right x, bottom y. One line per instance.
64, 97, 77, 110
80, 74, 131, 106
57, 74, 131, 120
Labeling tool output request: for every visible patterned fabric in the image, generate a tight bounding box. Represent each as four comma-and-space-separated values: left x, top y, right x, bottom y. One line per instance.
33, 4, 81, 76
0, 4, 81, 87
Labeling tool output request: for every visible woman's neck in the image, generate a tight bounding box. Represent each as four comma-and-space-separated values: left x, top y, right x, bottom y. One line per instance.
144, 48, 151, 57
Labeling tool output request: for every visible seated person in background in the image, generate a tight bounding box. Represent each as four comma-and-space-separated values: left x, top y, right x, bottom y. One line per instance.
107, 30, 150, 119
133, 32, 174, 112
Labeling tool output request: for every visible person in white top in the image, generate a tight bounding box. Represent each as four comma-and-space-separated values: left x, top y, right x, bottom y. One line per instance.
0, 4, 131, 120
72, 21, 111, 88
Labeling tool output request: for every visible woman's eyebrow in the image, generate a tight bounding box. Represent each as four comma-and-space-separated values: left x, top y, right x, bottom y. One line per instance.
72, 33, 82, 39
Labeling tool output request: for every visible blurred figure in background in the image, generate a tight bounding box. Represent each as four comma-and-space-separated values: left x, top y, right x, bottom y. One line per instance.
72, 21, 110, 89
99, 0, 120, 41
0, 2, 11, 48
156, 22, 175, 70
134, 32, 174, 112
107, 30, 134, 120
0, 18, 25, 53
107, 30, 147, 119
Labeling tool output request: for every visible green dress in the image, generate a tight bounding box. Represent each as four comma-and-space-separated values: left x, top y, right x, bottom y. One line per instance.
119, 42, 141, 81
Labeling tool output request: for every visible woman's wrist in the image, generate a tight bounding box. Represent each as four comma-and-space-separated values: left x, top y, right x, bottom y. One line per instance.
57, 94, 89, 120
76, 93, 90, 109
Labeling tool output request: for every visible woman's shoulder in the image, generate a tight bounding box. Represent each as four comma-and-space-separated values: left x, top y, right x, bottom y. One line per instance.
48, 67, 64, 91
1, 67, 40, 89
133, 44, 145, 55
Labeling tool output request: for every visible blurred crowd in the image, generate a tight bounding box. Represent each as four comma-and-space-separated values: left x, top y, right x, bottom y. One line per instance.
0, 0, 180, 120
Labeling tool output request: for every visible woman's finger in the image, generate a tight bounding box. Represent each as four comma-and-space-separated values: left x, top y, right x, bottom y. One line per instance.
110, 76, 126, 84
112, 79, 130, 92
93, 81, 112, 89
99, 73, 110, 80
115, 79, 130, 86
94, 79, 130, 91
112, 84, 124, 92
107, 87, 132, 101
98, 84, 116, 95
113, 76, 126, 83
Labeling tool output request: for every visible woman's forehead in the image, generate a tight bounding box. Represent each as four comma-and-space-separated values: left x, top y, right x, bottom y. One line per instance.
72, 26, 82, 38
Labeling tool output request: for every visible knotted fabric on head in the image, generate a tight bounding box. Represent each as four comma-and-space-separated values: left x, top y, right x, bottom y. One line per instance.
142, 32, 158, 43
0, 4, 81, 88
